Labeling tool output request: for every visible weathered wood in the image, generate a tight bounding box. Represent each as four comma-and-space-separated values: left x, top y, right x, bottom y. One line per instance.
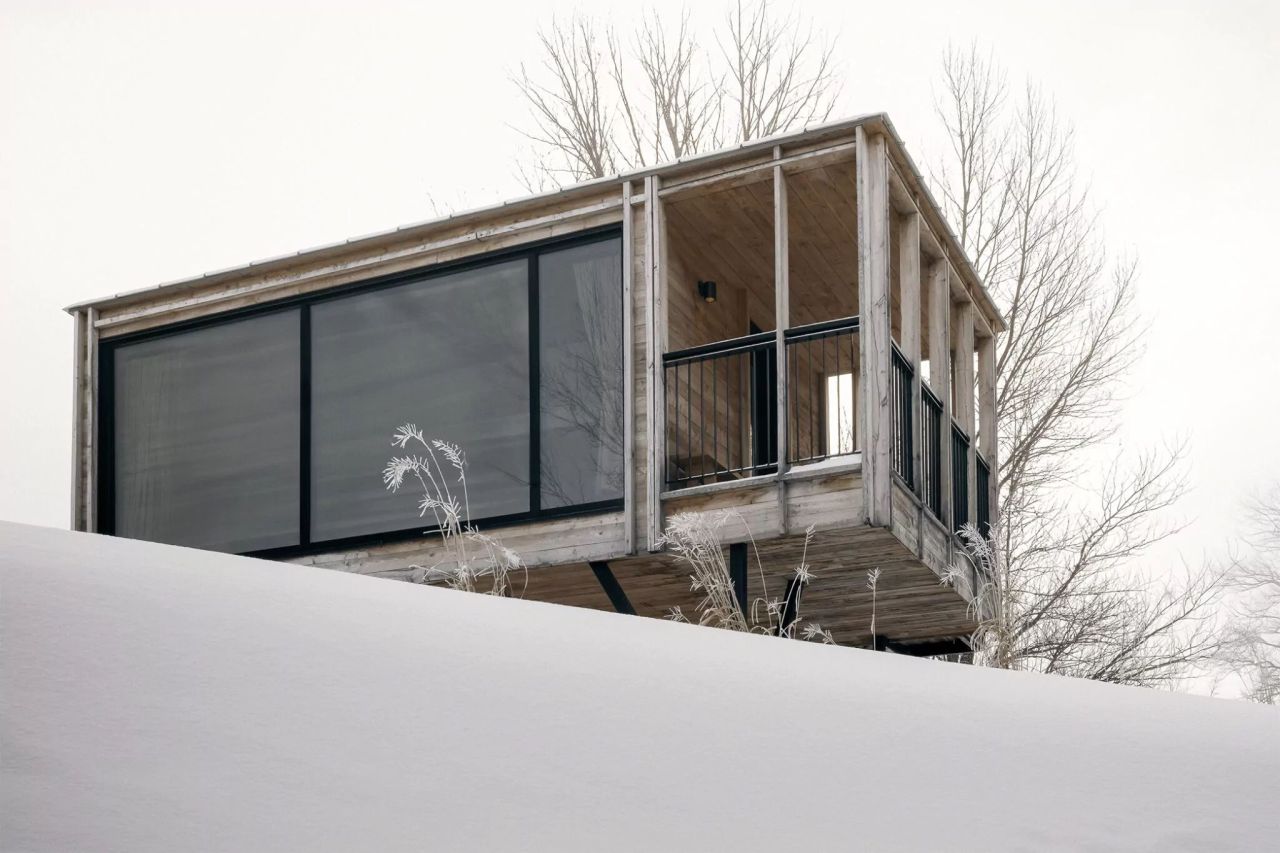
929, 260, 954, 541
856, 127, 892, 528
898, 212, 922, 520
70, 309, 86, 531
69, 118, 1001, 651
85, 306, 99, 533
622, 180, 635, 555
773, 153, 791, 534
95, 197, 626, 336
645, 175, 667, 551
656, 139, 855, 202
952, 298, 977, 528
978, 330, 999, 527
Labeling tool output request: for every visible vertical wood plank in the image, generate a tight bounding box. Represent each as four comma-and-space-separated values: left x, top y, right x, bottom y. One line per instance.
952, 297, 976, 527
773, 153, 790, 533
70, 309, 86, 531
929, 260, 953, 536
645, 175, 667, 551
898, 213, 922, 501
856, 127, 892, 527
621, 180, 635, 554
978, 331, 999, 527
86, 306, 99, 533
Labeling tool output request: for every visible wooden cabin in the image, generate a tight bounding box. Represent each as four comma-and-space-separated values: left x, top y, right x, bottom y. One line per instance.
66, 113, 1004, 653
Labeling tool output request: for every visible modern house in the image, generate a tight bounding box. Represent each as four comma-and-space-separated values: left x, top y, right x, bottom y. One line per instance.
66, 113, 1003, 654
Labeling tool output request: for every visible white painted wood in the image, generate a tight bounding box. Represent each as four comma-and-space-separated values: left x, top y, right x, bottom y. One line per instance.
622, 181, 635, 555
856, 127, 892, 528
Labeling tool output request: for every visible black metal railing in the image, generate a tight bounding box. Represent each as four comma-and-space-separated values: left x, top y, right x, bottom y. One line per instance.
783, 316, 860, 465
890, 343, 914, 489
976, 452, 991, 537
951, 422, 970, 531
663, 331, 776, 489
920, 384, 944, 520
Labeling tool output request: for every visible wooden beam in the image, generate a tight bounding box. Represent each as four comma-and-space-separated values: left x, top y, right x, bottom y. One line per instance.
622, 181, 636, 555
856, 127, 892, 528
928, 261, 954, 538
773, 152, 790, 534
645, 175, 665, 551
978, 331, 999, 528
952, 299, 977, 529
657, 141, 856, 202
70, 309, 86, 531
94, 198, 627, 333
951, 301, 975, 434
86, 306, 99, 534
589, 561, 637, 615
898, 213, 922, 503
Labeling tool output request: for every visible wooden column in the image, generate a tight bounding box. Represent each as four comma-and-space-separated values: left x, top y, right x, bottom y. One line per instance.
929, 261, 953, 533
645, 174, 667, 552
952, 299, 976, 527
856, 127, 892, 528
978, 331, 999, 527
621, 180, 635, 554
86, 306, 99, 533
773, 154, 790, 533
898, 212, 921, 496
70, 309, 87, 531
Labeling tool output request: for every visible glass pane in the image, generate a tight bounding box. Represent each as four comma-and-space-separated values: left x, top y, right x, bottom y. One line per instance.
538, 238, 624, 509
112, 310, 301, 552
310, 260, 530, 541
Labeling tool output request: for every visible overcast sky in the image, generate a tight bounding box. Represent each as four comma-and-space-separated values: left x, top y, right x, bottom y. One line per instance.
2, 0, 1278, 572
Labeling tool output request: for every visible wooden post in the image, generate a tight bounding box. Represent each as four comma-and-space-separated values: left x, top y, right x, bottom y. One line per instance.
978, 331, 999, 527
645, 175, 667, 552
898, 212, 921, 497
929, 261, 953, 535
952, 299, 976, 527
86, 306, 99, 533
621, 180, 635, 554
70, 309, 86, 531
773, 153, 790, 533
856, 127, 892, 527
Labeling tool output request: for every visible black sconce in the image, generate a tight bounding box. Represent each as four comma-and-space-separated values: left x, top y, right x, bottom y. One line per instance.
697, 280, 718, 303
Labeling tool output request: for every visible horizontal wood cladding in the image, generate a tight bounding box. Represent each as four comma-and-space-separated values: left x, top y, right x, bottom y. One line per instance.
289, 510, 630, 580
95, 191, 626, 338
660, 468, 862, 541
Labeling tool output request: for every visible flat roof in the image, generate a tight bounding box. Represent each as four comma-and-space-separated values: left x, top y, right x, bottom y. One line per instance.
65, 112, 1004, 331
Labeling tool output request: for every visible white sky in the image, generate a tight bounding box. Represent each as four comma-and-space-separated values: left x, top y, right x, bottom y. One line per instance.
2, 0, 1278, 573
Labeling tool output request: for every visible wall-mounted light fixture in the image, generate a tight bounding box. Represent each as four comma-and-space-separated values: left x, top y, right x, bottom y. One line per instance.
697, 280, 718, 304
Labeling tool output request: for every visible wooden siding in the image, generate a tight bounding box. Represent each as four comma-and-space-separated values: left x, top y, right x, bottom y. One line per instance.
69, 119, 1000, 648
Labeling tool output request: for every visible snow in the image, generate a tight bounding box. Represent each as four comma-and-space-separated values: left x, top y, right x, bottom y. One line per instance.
2, 521, 1277, 852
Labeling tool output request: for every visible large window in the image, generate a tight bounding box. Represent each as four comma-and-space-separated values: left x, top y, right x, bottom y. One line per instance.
110, 310, 301, 553
310, 260, 530, 541
101, 231, 624, 554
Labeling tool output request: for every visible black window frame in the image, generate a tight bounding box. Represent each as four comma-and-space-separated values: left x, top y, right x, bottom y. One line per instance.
97, 225, 625, 559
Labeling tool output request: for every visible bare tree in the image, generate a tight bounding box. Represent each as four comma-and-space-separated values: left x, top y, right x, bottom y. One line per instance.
1222, 490, 1280, 703
512, 1, 838, 188
934, 45, 1224, 685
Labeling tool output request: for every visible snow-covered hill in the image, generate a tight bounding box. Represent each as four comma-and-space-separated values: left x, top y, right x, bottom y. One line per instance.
2, 521, 1276, 852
